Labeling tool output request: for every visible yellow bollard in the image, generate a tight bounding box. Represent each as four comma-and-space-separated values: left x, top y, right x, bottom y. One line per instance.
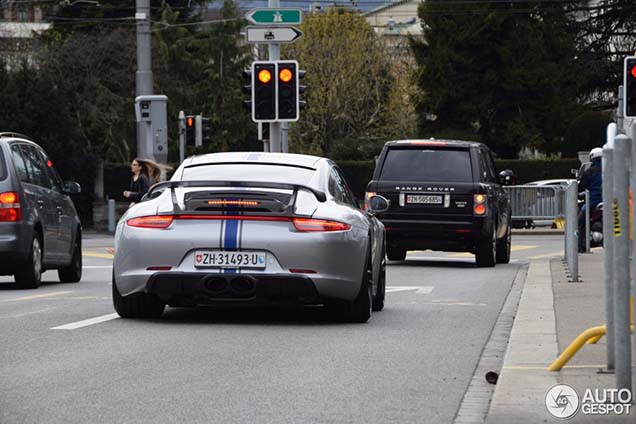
587, 334, 603, 344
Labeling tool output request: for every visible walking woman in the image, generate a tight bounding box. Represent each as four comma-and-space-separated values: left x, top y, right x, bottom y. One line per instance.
123, 158, 150, 204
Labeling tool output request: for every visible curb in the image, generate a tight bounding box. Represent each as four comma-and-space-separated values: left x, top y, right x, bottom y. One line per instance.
512, 230, 564, 236
485, 260, 559, 423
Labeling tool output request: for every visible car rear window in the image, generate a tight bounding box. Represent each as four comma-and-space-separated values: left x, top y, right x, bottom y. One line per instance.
0, 147, 6, 181
379, 147, 473, 183
181, 163, 316, 185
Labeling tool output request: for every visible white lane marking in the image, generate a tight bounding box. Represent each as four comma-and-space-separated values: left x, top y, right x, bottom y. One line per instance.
83, 266, 113, 269
51, 313, 119, 330
386, 286, 434, 294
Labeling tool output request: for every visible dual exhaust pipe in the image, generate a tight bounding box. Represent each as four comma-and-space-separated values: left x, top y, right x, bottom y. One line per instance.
203, 275, 257, 298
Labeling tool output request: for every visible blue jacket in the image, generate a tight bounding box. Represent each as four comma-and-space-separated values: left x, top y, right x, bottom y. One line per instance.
579, 159, 602, 207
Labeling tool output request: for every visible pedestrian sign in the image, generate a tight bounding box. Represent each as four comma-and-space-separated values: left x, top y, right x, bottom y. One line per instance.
246, 8, 302, 25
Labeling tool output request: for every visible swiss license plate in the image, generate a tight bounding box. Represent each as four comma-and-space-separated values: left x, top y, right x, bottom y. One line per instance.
406, 194, 443, 204
194, 251, 266, 268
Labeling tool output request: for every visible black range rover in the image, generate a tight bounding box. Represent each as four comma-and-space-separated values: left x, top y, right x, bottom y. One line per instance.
366, 139, 512, 267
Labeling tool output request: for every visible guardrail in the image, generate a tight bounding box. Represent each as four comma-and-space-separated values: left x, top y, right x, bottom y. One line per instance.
502, 185, 567, 220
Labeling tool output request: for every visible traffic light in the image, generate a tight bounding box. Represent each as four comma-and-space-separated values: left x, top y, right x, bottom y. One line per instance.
202, 116, 211, 144
252, 61, 276, 122
242, 69, 252, 113
625, 56, 636, 119
277, 61, 299, 121
185, 115, 195, 146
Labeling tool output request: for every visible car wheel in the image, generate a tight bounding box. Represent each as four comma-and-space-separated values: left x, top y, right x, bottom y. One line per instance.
372, 247, 386, 312
58, 235, 82, 283
15, 234, 43, 289
387, 246, 406, 261
496, 219, 511, 264
112, 272, 165, 319
326, 254, 373, 323
475, 224, 496, 268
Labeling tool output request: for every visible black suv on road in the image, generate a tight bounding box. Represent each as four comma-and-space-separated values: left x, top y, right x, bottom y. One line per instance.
366, 139, 512, 267
0, 132, 83, 288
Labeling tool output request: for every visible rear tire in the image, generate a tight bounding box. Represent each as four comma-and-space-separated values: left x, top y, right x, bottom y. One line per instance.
112, 273, 165, 319
475, 224, 497, 268
58, 235, 82, 283
496, 220, 511, 264
387, 246, 406, 261
15, 234, 42, 289
372, 248, 386, 312
326, 254, 373, 323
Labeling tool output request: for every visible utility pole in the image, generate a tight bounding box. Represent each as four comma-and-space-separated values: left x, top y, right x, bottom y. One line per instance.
268, 0, 281, 153
135, 0, 153, 159
178, 110, 185, 163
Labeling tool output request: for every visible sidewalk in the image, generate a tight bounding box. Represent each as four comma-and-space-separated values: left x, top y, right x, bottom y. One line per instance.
486, 250, 634, 423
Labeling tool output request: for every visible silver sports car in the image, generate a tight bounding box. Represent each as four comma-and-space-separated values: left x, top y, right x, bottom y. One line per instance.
112, 152, 389, 323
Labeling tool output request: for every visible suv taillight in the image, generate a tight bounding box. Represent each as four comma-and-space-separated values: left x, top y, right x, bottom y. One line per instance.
0, 191, 22, 222
473, 194, 487, 216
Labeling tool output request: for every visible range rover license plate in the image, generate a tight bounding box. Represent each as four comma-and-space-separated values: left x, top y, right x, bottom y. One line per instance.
406, 194, 443, 204
194, 251, 266, 268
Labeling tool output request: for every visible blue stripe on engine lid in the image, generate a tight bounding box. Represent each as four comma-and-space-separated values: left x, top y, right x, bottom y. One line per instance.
246, 152, 263, 161
223, 198, 239, 274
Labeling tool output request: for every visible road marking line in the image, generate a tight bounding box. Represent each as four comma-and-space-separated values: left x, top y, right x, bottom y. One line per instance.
83, 251, 113, 259
529, 251, 563, 259
51, 313, 119, 330
386, 286, 434, 294
0, 291, 72, 303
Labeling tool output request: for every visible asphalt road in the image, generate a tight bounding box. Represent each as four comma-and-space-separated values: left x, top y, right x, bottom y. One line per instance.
0, 234, 564, 424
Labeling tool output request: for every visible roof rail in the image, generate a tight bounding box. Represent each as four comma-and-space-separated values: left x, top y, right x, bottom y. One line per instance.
0, 132, 33, 141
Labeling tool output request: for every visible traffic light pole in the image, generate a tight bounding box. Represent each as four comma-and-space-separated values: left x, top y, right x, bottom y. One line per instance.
135, 0, 153, 160
178, 110, 185, 163
268, 0, 282, 153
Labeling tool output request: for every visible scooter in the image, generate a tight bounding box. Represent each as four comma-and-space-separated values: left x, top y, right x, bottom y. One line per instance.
589, 202, 603, 247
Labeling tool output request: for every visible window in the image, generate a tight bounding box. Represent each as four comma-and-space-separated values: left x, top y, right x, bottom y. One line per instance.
479, 149, 497, 183
39, 149, 64, 191
182, 164, 315, 185
0, 147, 7, 181
10, 144, 29, 183
379, 147, 473, 183
20, 145, 52, 189
328, 168, 347, 204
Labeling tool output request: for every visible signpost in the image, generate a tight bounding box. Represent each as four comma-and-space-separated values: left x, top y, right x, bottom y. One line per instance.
246, 8, 302, 25
246, 26, 302, 44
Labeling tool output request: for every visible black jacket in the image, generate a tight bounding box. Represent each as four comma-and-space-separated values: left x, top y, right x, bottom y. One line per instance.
128, 173, 150, 203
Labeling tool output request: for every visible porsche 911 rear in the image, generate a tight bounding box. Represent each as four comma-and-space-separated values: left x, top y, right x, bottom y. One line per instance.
112, 165, 371, 321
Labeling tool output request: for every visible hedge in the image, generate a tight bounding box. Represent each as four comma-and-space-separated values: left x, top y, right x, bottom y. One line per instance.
102, 159, 582, 203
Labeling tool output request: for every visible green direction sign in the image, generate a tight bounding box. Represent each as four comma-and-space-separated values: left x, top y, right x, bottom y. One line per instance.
246, 8, 302, 25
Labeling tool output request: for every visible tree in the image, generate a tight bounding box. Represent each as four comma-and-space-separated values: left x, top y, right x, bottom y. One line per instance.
411, 0, 586, 158
284, 9, 395, 156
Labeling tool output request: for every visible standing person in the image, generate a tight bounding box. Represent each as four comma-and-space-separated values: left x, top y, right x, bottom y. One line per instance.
578, 148, 603, 252
123, 158, 150, 204
139, 158, 172, 186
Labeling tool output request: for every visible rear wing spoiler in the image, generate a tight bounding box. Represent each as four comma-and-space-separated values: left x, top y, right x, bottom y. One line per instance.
147, 180, 327, 212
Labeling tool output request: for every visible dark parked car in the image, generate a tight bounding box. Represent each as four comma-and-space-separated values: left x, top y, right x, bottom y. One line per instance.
0, 132, 83, 288
365, 139, 512, 267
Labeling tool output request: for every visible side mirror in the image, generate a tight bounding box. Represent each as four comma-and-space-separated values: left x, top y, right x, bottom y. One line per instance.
367, 195, 389, 216
63, 181, 81, 194
498, 170, 516, 186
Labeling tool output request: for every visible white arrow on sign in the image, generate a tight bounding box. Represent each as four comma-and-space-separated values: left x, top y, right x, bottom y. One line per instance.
386, 286, 434, 294
245, 26, 303, 44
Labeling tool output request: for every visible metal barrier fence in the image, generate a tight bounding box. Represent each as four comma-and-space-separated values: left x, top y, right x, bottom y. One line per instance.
503, 185, 567, 220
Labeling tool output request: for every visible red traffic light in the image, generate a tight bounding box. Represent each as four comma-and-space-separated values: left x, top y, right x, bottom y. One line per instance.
187, 117, 194, 127
631, 65, 636, 78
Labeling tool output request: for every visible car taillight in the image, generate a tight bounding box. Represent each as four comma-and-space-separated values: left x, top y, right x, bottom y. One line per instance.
126, 215, 174, 229
364, 192, 376, 210
0, 191, 21, 222
292, 218, 351, 232
473, 194, 487, 216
